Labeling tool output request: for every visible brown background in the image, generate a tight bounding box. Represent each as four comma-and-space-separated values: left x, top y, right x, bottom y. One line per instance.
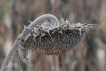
0, 0, 106, 71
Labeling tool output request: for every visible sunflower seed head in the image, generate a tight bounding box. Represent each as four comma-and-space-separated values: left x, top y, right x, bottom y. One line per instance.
20, 19, 96, 55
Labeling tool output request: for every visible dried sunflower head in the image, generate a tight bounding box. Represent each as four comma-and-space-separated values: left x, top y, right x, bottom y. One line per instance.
20, 19, 96, 55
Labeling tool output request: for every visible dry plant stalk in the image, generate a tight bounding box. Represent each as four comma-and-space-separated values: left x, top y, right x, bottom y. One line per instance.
0, 14, 96, 71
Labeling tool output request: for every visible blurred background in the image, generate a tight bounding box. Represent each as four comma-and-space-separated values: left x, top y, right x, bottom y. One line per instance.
0, 0, 106, 71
